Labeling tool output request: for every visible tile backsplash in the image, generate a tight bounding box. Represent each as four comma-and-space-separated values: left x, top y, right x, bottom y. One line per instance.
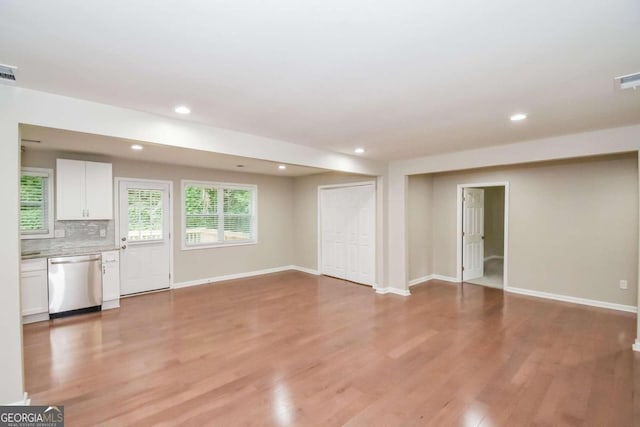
21, 220, 116, 253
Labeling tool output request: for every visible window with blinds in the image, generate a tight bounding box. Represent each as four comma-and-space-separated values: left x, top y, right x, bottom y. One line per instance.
182, 181, 257, 248
127, 188, 164, 241
20, 168, 54, 239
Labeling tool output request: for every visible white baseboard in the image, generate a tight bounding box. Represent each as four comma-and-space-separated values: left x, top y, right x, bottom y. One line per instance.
172, 266, 293, 289
6, 392, 30, 405
375, 287, 411, 296
633, 340, 640, 352
102, 299, 120, 310
22, 312, 49, 324
289, 265, 321, 275
431, 274, 458, 283
408, 274, 459, 287
484, 255, 504, 261
505, 286, 637, 313
408, 275, 431, 287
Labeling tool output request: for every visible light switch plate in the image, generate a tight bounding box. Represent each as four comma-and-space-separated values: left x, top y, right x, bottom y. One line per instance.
54, 229, 65, 238
100, 228, 106, 237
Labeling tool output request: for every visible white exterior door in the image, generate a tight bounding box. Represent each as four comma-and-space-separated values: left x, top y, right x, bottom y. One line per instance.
320, 184, 375, 286
463, 188, 484, 281
118, 180, 171, 295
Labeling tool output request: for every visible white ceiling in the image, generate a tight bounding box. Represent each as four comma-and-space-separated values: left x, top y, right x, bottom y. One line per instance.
2, 1, 639, 161
20, 125, 327, 177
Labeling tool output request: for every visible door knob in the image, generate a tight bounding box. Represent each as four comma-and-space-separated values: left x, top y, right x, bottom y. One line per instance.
121, 237, 127, 241
121, 245, 127, 250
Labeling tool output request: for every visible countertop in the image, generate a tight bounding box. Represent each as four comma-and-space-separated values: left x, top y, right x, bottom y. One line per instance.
21, 245, 120, 260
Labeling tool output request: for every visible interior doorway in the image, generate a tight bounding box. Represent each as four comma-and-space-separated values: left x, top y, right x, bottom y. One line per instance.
456, 182, 509, 289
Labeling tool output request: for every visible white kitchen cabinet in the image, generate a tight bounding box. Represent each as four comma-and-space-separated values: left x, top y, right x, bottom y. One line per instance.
20, 258, 49, 324
56, 159, 113, 220
102, 250, 120, 310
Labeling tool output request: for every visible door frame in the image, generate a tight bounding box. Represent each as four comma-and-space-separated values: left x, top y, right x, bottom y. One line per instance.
113, 177, 174, 289
456, 181, 510, 287
317, 181, 377, 286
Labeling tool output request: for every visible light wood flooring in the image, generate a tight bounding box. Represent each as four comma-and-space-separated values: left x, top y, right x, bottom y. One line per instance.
23, 271, 640, 426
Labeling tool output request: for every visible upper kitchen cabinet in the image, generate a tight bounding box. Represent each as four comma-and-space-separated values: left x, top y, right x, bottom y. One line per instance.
56, 159, 113, 220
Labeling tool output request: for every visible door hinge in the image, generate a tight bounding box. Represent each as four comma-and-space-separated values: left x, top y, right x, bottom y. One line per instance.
462, 266, 465, 271
169, 273, 171, 279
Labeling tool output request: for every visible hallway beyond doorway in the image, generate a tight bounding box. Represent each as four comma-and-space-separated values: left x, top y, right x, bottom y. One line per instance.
466, 257, 504, 288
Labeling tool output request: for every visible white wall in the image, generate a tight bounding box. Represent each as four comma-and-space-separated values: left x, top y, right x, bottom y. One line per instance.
22, 149, 295, 283
407, 174, 432, 281
389, 124, 640, 294
427, 154, 638, 307
0, 115, 25, 404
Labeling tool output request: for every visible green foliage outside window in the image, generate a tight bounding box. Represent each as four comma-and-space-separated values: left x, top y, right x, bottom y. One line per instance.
20, 174, 47, 234
185, 184, 254, 245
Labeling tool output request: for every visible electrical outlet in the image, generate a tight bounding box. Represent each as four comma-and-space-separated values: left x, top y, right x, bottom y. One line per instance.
619, 280, 628, 290
100, 228, 106, 237
54, 229, 65, 238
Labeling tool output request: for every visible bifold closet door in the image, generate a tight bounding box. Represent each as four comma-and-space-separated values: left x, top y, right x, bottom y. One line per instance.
320, 184, 375, 286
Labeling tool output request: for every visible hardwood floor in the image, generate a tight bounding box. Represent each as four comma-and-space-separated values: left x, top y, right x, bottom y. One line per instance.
23, 271, 639, 426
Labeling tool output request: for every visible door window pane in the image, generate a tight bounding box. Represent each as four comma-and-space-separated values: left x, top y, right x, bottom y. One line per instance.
128, 189, 163, 241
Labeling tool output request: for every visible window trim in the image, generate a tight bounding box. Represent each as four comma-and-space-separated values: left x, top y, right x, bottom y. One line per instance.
181, 179, 258, 250
20, 167, 54, 240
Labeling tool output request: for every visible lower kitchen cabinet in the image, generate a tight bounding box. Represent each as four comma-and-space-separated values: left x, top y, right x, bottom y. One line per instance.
20, 258, 49, 324
102, 250, 120, 309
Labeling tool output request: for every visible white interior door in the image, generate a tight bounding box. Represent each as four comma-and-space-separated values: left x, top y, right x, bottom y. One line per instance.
463, 188, 484, 281
118, 180, 171, 295
320, 184, 375, 286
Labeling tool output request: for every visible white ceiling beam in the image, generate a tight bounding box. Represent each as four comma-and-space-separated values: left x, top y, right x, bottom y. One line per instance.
391, 123, 640, 176
1, 85, 384, 176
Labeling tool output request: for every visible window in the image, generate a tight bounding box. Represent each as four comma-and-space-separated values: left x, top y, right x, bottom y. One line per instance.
182, 180, 257, 249
127, 188, 164, 241
20, 168, 54, 239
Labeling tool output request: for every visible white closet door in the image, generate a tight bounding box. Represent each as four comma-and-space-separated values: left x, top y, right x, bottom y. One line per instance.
320, 184, 375, 286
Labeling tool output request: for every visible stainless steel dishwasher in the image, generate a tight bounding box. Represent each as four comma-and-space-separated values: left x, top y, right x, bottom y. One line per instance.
48, 254, 103, 318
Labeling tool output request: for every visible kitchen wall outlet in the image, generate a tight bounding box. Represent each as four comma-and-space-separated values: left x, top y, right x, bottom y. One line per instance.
619, 280, 628, 290
54, 229, 65, 238
99, 228, 106, 237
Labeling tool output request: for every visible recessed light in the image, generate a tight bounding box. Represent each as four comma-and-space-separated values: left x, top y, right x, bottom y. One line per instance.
174, 105, 191, 115
510, 113, 527, 121
131, 144, 143, 151
278, 165, 287, 170
354, 148, 365, 154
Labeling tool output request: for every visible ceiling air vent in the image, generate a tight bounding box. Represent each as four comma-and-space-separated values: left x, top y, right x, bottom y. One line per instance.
0, 64, 17, 81
615, 72, 640, 90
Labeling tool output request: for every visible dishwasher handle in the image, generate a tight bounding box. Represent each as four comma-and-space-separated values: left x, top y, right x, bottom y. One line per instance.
49, 255, 102, 265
